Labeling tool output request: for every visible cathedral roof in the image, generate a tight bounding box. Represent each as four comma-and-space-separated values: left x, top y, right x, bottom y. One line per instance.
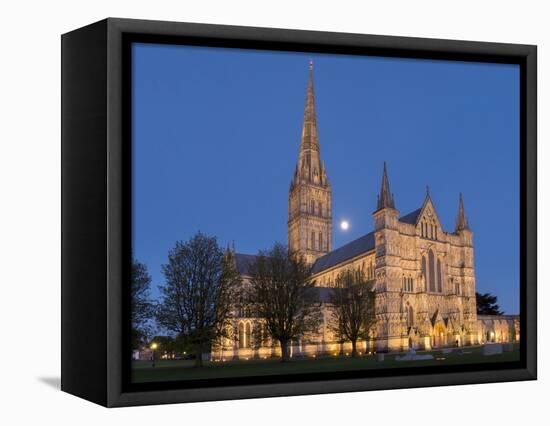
234, 253, 259, 276
237, 204, 424, 278
234, 253, 333, 302
310, 206, 424, 274
311, 232, 375, 274
399, 208, 422, 225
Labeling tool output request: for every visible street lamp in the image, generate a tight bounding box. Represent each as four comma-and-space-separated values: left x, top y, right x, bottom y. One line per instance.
150, 342, 158, 367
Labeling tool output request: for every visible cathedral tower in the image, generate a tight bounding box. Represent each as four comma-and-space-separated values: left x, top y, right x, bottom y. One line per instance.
372, 162, 403, 351
454, 192, 477, 344
288, 62, 332, 265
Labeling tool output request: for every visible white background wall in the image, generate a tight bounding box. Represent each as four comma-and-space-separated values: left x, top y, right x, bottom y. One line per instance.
0, 0, 546, 424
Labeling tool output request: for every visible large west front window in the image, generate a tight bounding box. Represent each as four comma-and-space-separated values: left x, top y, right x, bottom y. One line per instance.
428, 250, 436, 291
422, 249, 443, 293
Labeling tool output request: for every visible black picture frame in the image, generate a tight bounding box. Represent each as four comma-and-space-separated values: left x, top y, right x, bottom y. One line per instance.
61, 17, 537, 407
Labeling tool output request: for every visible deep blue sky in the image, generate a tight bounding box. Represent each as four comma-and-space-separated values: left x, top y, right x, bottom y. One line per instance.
132, 43, 519, 314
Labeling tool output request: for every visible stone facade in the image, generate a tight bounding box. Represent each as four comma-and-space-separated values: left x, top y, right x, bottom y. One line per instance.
311, 183, 479, 352
210, 64, 518, 360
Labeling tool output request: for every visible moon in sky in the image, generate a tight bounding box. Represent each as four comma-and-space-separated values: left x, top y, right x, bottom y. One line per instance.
340, 220, 349, 231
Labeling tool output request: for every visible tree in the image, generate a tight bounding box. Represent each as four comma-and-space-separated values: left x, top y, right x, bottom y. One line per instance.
247, 243, 321, 362
131, 259, 154, 350
476, 292, 503, 315
147, 334, 194, 359
329, 268, 376, 357
155, 232, 241, 367
149, 335, 175, 358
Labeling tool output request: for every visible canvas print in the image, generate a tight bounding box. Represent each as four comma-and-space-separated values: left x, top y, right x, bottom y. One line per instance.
130, 43, 520, 384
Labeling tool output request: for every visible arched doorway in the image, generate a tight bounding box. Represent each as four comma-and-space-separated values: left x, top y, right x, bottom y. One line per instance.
433, 322, 447, 347
407, 327, 419, 350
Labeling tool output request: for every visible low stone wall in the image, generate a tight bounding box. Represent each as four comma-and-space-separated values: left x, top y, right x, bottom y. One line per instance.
209, 314, 519, 360
210, 339, 376, 361
476, 315, 519, 344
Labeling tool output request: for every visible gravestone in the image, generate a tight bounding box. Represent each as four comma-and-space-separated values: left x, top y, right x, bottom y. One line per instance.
503, 343, 514, 352
483, 343, 503, 356
396, 351, 434, 361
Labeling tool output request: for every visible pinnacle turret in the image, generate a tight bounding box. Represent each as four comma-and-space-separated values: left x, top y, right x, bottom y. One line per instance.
455, 192, 470, 232
377, 162, 396, 210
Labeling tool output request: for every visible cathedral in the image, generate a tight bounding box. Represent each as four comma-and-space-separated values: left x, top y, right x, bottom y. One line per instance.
212, 63, 518, 360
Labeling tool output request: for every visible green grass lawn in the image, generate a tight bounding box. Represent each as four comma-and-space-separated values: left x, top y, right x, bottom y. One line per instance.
132, 344, 520, 383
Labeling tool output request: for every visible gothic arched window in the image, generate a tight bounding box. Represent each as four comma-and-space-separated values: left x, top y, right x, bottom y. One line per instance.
407, 305, 414, 327
238, 322, 246, 349
437, 258, 443, 293
428, 250, 436, 292
421, 256, 427, 291
245, 322, 252, 348
319, 232, 323, 251
261, 323, 268, 346
319, 201, 323, 217
310, 200, 315, 215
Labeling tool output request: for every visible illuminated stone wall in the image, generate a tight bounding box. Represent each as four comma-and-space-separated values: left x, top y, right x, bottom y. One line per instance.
209, 64, 518, 361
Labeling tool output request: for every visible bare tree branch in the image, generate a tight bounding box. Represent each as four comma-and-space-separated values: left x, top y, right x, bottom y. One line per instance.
156, 232, 241, 367
247, 243, 321, 362
329, 268, 376, 357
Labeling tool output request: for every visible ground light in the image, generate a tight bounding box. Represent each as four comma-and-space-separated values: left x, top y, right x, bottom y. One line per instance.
150, 342, 158, 368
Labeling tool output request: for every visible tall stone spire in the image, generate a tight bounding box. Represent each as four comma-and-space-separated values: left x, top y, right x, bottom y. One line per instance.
455, 192, 470, 232
302, 61, 318, 149
377, 162, 395, 210
293, 61, 326, 187
288, 62, 332, 264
